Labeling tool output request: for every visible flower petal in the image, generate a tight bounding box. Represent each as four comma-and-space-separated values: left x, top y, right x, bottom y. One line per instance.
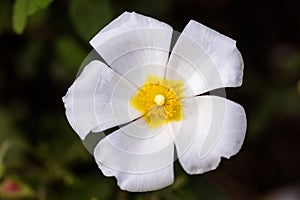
90, 11, 173, 87
62, 60, 141, 140
166, 20, 244, 96
94, 118, 174, 192
173, 95, 246, 174
96, 161, 173, 192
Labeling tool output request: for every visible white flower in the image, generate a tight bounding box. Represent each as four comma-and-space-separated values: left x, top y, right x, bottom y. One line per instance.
63, 11, 247, 192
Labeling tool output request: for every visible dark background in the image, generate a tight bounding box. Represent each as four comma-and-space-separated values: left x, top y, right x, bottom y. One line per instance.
0, 0, 300, 199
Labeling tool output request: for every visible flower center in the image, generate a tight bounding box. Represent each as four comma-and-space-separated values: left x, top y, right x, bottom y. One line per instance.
130, 75, 184, 128
154, 94, 165, 106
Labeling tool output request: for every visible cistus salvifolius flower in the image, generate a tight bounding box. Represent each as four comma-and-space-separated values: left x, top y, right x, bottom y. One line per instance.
63, 11, 247, 192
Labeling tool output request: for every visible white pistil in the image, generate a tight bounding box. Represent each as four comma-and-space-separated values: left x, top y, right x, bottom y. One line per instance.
154, 94, 165, 106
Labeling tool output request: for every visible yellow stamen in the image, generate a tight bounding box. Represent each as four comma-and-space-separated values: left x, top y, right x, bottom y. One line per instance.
130, 75, 184, 128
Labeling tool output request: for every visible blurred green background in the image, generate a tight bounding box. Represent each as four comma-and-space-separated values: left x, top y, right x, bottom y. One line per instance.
0, 0, 300, 199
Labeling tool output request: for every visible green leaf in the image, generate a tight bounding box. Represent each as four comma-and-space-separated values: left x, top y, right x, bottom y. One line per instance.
69, 0, 112, 42
12, 0, 53, 34
28, 0, 53, 15
12, 0, 28, 34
